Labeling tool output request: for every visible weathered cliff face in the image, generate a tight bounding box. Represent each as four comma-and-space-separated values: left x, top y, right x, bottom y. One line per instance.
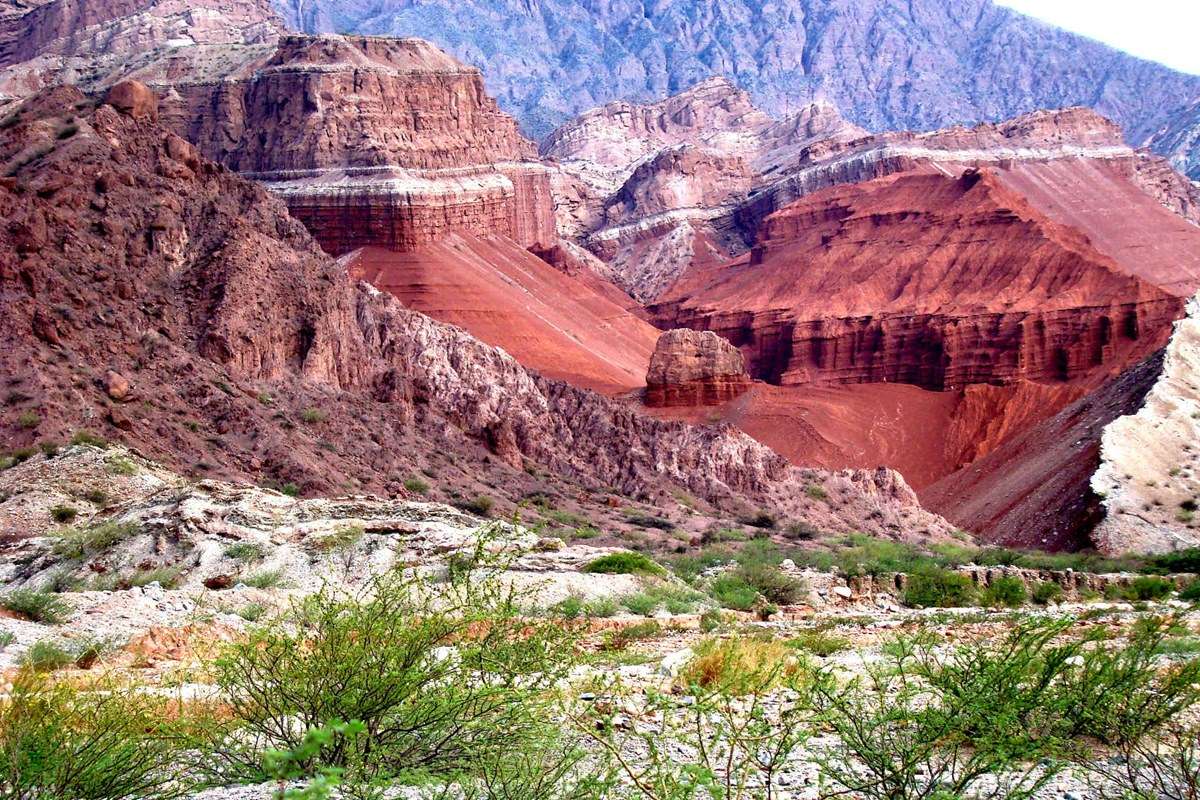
652, 169, 1184, 391
1090, 298, 1200, 554
543, 79, 863, 301
162, 34, 556, 254
0, 83, 955, 541
645, 329, 751, 408
923, 353, 1164, 552
0, 0, 280, 103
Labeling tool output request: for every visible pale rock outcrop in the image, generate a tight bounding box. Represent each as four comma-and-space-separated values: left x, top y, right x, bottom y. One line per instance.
1092, 296, 1200, 554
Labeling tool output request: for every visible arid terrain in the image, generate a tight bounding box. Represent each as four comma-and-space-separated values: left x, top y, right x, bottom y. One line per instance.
0, 0, 1199, 797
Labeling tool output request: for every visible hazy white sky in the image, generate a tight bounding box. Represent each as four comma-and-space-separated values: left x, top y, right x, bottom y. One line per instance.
995, 0, 1200, 75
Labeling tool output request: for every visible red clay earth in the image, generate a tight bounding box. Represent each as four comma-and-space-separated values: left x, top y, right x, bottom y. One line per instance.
347, 236, 659, 394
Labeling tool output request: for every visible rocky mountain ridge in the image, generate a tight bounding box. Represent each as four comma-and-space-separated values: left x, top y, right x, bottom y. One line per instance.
268, 0, 1200, 178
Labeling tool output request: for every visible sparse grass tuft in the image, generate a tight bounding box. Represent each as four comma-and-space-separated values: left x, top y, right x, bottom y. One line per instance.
0, 589, 71, 624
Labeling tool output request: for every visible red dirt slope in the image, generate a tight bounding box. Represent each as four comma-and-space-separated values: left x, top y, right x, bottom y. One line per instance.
347, 235, 660, 393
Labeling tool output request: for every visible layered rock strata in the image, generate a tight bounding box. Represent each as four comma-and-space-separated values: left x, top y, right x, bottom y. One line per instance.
542, 79, 863, 301
644, 329, 751, 408
0, 83, 954, 541
166, 34, 556, 254
651, 169, 1184, 391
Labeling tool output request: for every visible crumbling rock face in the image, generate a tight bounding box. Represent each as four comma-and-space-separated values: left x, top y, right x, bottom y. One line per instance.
1091, 297, 1200, 554
543, 80, 863, 301
645, 329, 751, 408
164, 34, 556, 254
0, 84, 954, 541
0, 0, 281, 103
923, 353, 1164, 552
652, 170, 1184, 391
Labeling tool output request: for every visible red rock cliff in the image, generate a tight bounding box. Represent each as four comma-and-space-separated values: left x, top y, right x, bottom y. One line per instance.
652, 169, 1183, 391
166, 34, 556, 253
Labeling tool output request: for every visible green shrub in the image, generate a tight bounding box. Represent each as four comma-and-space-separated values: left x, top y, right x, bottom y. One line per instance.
49, 504, 78, 523
240, 569, 284, 589
70, 430, 108, 448
1180, 580, 1200, 601
403, 476, 430, 495
0, 670, 197, 799
309, 524, 363, 553
980, 576, 1028, 608
902, 567, 977, 608
234, 603, 267, 623
739, 511, 776, 530
299, 407, 326, 424
0, 589, 71, 624
550, 595, 583, 620
106, 456, 137, 476
1147, 547, 1200, 574
126, 566, 181, 589
708, 573, 758, 611
623, 512, 674, 531
22, 640, 75, 672
582, 552, 665, 576
815, 624, 1073, 800
584, 597, 619, 618
804, 484, 828, 502
1129, 576, 1176, 601
621, 592, 657, 616
82, 488, 109, 506
207, 564, 578, 786
1031, 581, 1064, 605
699, 608, 725, 632
1107, 576, 1176, 602
456, 495, 494, 518
17, 411, 40, 429
736, 561, 806, 605
600, 621, 662, 651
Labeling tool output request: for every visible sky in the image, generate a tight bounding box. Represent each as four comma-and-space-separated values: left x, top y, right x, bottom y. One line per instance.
995, 0, 1200, 75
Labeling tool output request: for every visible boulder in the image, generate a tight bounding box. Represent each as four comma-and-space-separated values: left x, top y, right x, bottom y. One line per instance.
105, 81, 158, 122
645, 329, 751, 407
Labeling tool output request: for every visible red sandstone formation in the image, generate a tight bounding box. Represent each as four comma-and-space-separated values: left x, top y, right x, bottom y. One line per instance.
644, 329, 751, 408
652, 169, 1184, 391
542, 80, 864, 301
733, 107, 1200, 247
347, 235, 659, 394
0, 82, 954, 541
647, 380, 1084, 492
162, 34, 556, 254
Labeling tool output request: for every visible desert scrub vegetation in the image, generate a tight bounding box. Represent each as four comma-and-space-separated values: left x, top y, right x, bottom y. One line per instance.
901, 566, 977, 608
0, 587, 71, 623
454, 494, 494, 518
52, 521, 140, 559
0, 670, 205, 800
200, 545, 581, 791
582, 551, 665, 576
